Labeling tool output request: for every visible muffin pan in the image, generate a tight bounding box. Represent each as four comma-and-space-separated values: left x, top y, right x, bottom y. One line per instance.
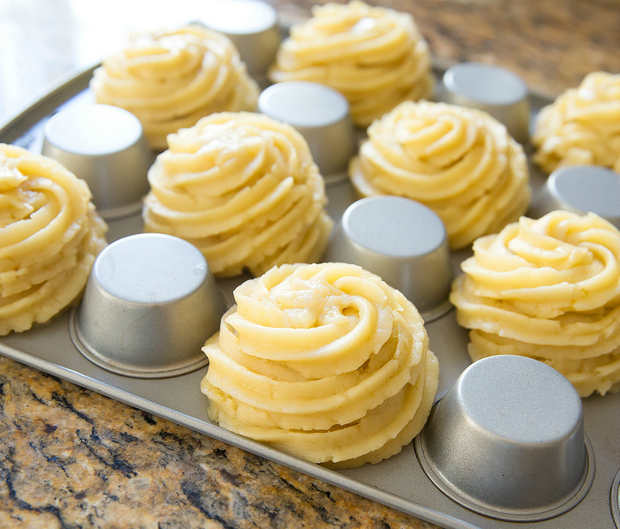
1, 61, 619, 529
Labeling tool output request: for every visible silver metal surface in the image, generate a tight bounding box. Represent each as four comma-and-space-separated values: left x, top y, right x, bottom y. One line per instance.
442, 62, 530, 144
41, 103, 153, 219
200, 0, 281, 78
613, 470, 620, 528
1, 62, 619, 529
416, 355, 594, 521
258, 81, 356, 179
324, 196, 453, 321
73, 233, 226, 378
528, 165, 620, 228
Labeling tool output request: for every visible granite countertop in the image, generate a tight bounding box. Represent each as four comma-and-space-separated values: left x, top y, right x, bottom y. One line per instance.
1, 1, 619, 527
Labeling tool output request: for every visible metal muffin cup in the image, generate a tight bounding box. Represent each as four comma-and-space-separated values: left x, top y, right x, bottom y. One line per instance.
528, 165, 620, 228
323, 196, 453, 321
415, 355, 595, 522
42, 103, 153, 219
200, 0, 281, 79
258, 81, 356, 182
70, 233, 227, 378
612, 469, 620, 528
442, 62, 530, 144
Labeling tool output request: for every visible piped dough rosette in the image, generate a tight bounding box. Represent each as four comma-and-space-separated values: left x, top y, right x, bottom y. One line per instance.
349, 101, 531, 250
90, 25, 259, 150
450, 211, 620, 397
533, 72, 620, 174
143, 112, 333, 277
0, 144, 107, 336
201, 262, 439, 469
269, 1, 433, 127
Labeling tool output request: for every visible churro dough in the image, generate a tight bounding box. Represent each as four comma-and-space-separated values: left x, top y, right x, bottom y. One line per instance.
143, 112, 333, 277
269, 1, 433, 127
450, 211, 620, 397
90, 25, 259, 150
201, 263, 438, 468
350, 101, 531, 250
0, 144, 107, 336
533, 72, 620, 174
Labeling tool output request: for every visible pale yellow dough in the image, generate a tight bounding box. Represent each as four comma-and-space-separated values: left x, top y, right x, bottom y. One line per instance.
90, 25, 259, 150
201, 262, 439, 469
0, 144, 107, 336
143, 112, 333, 277
349, 100, 531, 250
533, 72, 620, 174
269, 1, 433, 127
450, 211, 620, 397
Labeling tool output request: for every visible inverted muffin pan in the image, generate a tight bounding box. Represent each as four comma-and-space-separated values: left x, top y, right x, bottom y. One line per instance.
1, 62, 619, 529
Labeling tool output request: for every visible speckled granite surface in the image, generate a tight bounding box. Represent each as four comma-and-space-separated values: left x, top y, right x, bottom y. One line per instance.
0, 357, 440, 528
1, 1, 619, 528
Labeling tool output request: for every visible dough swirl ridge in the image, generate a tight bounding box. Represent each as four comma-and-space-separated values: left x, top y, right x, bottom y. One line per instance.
269, 1, 433, 127
0, 144, 107, 336
450, 210, 620, 396
350, 101, 530, 249
91, 25, 259, 150
143, 112, 333, 277
533, 72, 620, 174
201, 262, 438, 468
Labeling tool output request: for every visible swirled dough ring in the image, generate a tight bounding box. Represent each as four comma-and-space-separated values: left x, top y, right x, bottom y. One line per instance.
350, 101, 531, 250
201, 262, 439, 469
143, 112, 333, 277
0, 144, 107, 336
269, 1, 433, 127
450, 211, 620, 397
533, 72, 620, 174
90, 25, 259, 150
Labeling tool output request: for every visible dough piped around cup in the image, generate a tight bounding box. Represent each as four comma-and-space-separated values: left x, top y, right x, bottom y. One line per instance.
269, 1, 433, 128
201, 262, 439, 469
349, 100, 531, 250
533, 72, 620, 174
90, 25, 259, 150
143, 112, 333, 277
0, 144, 107, 336
450, 210, 620, 397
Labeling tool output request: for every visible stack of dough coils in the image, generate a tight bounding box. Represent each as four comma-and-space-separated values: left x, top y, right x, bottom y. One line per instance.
202, 262, 439, 468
